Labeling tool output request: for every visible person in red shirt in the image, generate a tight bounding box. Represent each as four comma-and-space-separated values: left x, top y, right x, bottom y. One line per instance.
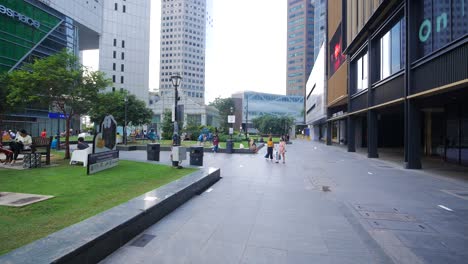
0, 142, 13, 164
40, 128, 47, 138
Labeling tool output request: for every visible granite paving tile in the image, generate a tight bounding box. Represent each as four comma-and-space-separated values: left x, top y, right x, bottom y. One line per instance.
240, 245, 287, 264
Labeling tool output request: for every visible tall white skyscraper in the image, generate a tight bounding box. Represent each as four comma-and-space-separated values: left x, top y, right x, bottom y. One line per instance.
99, 0, 151, 102
159, 0, 213, 104
49, 0, 151, 102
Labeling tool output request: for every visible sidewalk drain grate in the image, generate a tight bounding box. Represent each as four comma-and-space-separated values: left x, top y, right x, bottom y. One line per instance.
358, 211, 416, 222
367, 220, 434, 233
377, 165, 393, 169
130, 234, 156, 248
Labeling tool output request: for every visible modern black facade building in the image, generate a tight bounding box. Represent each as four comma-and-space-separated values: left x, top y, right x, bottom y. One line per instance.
341, 0, 467, 167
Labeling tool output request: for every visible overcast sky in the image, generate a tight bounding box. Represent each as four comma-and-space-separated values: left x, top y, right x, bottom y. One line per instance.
84, 1, 287, 104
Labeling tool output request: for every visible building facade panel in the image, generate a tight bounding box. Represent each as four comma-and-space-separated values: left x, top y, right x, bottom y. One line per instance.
328, 0, 341, 38
327, 60, 347, 106
411, 41, 468, 95
350, 92, 367, 112
306, 43, 326, 125
372, 74, 404, 105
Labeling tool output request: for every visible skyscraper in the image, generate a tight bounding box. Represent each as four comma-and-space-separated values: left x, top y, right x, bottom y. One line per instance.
313, 0, 326, 63
286, 0, 315, 96
99, 1, 151, 102
159, 0, 212, 104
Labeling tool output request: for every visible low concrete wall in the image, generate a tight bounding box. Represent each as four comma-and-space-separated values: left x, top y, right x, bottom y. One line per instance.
117, 143, 265, 154
0, 167, 221, 264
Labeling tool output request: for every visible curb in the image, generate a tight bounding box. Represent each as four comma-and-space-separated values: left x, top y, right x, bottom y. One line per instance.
0, 167, 221, 264
117, 143, 265, 154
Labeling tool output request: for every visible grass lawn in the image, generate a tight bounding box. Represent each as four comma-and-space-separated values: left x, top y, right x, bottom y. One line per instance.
0, 156, 196, 255
67, 135, 94, 141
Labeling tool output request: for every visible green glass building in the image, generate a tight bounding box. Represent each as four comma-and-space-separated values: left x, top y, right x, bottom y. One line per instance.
0, 0, 77, 73
0, 0, 78, 136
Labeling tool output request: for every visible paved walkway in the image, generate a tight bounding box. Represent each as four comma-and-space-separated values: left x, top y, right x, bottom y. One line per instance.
101, 140, 468, 264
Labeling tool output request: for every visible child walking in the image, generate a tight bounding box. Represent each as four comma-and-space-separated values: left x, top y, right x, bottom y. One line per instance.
279, 138, 286, 163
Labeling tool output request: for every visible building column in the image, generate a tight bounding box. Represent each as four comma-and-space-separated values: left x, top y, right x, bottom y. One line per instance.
367, 110, 379, 158
201, 113, 207, 126
405, 100, 422, 169
326, 121, 332, 145
365, 36, 377, 158
347, 116, 356, 152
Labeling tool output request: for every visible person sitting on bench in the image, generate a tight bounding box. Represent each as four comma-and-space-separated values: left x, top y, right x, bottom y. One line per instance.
0, 142, 14, 164
77, 137, 89, 150
8, 129, 32, 164
77, 137, 89, 149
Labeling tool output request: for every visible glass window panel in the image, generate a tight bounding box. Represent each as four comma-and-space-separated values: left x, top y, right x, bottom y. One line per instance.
414, 0, 433, 59
400, 18, 406, 68
363, 53, 368, 89
433, 2, 451, 50
452, 0, 468, 40
391, 21, 401, 74
357, 57, 363, 91
381, 31, 391, 79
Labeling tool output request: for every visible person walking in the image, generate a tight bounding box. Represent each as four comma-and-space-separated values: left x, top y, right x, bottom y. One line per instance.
40, 128, 47, 138
212, 133, 219, 153
264, 136, 274, 161
279, 138, 286, 164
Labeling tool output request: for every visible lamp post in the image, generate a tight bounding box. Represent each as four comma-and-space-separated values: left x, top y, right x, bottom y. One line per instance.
124, 95, 128, 145
171, 73, 182, 147
244, 94, 248, 140
230, 106, 233, 140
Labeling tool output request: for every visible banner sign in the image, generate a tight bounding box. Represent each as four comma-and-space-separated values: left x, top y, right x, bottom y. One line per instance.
0, 4, 41, 28
48, 112, 68, 119
87, 150, 119, 175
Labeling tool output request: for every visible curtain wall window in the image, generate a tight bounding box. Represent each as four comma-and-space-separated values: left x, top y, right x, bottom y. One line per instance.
379, 19, 405, 80
355, 52, 368, 93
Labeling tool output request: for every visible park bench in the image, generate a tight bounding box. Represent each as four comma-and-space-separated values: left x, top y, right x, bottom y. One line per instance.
22, 136, 53, 165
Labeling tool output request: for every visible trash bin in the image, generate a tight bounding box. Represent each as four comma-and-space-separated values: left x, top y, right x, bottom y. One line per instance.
147, 143, 160, 161
226, 140, 234, 154
189, 146, 203, 166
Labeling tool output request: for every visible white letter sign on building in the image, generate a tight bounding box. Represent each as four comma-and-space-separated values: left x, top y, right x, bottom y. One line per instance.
0, 4, 41, 28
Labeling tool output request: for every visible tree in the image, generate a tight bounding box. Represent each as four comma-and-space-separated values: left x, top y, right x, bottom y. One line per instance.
209, 97, 234, 133
6, 50, 110, 159
252, 115, 295, 135
88, 91, 152, 128
161, 110, 174, 140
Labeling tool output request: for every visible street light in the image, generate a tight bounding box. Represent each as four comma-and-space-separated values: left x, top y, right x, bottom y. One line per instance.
230, 106, 233, 140
171, 73, 182, 148
244, 94, 249, 140
124, 95, 128, 145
